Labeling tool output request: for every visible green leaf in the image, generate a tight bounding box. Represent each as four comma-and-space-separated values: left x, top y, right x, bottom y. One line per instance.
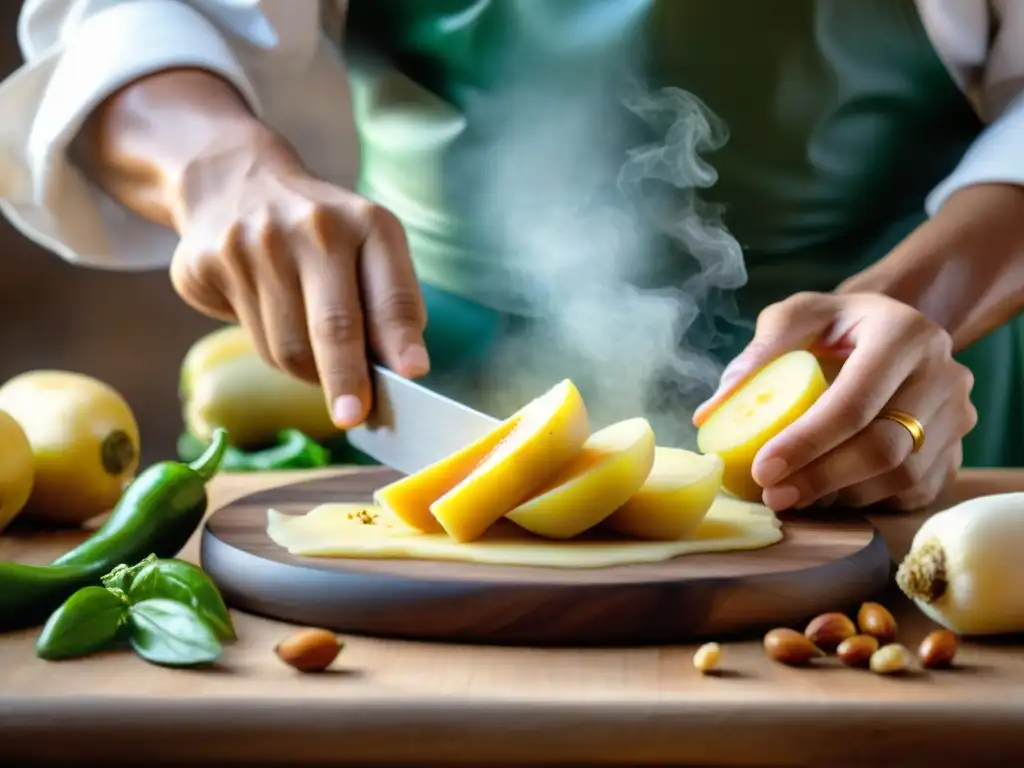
36, 586, 128, 661
128, 599, 222, 667
127, 559, 236, 641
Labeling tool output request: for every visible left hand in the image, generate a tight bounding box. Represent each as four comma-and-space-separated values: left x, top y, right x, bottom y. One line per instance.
693, 291, 978, 512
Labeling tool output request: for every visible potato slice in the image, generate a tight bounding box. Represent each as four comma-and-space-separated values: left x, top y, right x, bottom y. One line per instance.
603, 447, 724, 540
430, 379, 590, 542
504, 418, 655, 540
374, 417, 520, 533
696, 350, 827, 500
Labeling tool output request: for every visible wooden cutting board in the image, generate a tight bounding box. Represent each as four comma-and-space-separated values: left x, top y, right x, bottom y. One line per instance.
200, 466, 892, 646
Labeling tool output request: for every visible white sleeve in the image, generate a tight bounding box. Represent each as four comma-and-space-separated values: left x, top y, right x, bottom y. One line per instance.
925, 0, 1024, 214
0, 0, 354, 271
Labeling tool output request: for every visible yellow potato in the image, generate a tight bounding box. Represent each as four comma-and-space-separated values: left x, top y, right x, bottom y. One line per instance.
185, 354, 339, 448
374, 417, 520, 533
696, 351, 828, 501
430, 379, 590, 542
179, 324, 254, 400
0, 409, 34, 532
0, 371, 141, 525
504, 418, 656, 540
603, 447, 724, 540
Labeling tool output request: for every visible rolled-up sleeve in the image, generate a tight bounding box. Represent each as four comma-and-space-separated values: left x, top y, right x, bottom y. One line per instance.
926, 0, 1024, 214
0, 0, 336, 270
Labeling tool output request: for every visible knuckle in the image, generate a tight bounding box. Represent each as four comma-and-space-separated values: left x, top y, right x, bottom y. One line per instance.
304, 203, 356, 252
832, 394, 876, 433
311, 306, 363, 346
961, 400, 979, 435
339, 199, 401, 241
797, 469, 833, 501
871, 427, 909, 473
760, 292, 821, 328
371, 290, 424, 329
925, 326, 955, 359
891, 477, 940, 511
784, 290, 826, 314
363, 202, 402, 235
216, 220, 249, 264
954, 363, 976, 398
782, 430, 830, 469
890, 457, 926, 491
171, 248, 223, 302
272, 338, 316, 378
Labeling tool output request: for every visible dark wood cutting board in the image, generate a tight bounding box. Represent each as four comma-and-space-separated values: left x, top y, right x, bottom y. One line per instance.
200, 466, 892, 646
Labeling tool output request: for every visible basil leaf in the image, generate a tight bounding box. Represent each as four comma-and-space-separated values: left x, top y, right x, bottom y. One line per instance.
128, 559, 236, 641
128, 599, 222, 667
36, 586, 128, 660
101, 553, 158, 591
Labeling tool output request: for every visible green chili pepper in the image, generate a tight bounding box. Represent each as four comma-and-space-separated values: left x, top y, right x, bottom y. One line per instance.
178, 428, 332, 472
0, 429, 229, 631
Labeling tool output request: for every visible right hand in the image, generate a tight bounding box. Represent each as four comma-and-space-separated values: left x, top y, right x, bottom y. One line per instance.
167, 127, 429, 429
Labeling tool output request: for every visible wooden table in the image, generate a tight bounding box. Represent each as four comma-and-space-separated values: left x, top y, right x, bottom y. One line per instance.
2, 468, 1024, 767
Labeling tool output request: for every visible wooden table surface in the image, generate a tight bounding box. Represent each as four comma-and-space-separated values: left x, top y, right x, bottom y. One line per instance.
3, 467, 1024, 767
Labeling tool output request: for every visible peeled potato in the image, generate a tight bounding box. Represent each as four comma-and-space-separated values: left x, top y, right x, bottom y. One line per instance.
430, 379, 590, 542
504, 417, 656, 540
374, 418, 520, 533
603, 447, 724, 541
696, 350, 828, 501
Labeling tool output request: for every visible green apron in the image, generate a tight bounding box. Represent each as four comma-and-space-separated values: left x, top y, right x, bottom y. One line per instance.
334, 0, 1023, 467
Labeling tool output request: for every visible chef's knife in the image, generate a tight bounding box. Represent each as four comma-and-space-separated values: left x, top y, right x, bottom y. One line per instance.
343, 364, 501, 475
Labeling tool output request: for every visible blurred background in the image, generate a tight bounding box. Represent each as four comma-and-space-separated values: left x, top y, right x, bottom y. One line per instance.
0, 4, 222, 466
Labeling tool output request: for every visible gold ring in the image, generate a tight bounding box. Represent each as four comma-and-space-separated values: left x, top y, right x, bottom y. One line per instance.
877, 409, 926, 454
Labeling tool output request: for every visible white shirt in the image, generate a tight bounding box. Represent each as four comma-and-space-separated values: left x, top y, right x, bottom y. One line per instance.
1, 0, 1022, 271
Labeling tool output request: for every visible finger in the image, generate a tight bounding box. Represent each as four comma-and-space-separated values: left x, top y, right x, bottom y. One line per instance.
214, 223, 276, 365
301, 210, 371, 429
751, 312, 928, 486
832, 403, 958, 510
170, 241, 237, 323
886, 442, 962, 512
760, 370, 948, 510
255, 224, 317, 383
693, 292, 835, 427
843, 443, 961, 511
358, 205, 430, 378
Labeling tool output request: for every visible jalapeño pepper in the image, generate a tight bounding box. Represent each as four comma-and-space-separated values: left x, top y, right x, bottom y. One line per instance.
178, 428, 332, 472
0, 429, 228, 630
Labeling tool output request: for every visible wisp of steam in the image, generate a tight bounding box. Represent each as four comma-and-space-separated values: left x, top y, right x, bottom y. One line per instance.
452, 68, 748, 449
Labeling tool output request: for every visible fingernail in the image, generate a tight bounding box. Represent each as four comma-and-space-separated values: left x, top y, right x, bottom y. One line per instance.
400, 344, 430, 377
332, 395, 364, 427
763, 484, 800, 511
754, 457, 788, 487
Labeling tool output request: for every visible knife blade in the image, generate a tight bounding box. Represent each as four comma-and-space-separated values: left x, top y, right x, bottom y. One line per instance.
343, 364, 501, 475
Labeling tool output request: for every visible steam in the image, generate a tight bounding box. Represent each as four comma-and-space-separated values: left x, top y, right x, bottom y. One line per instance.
452, 71, 748, 448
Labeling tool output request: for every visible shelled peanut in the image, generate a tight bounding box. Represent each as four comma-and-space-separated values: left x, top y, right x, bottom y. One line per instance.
756, 602, 958, 676
275, 628, 344, 672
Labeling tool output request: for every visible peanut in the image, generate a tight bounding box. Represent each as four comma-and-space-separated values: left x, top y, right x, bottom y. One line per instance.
274, 628, 343, 673
856, 602, 898, 644
836, 634, 879, 668
763, 628, 825, 666
918, 629, 958, 669
869, 643, 911, 675
693, 642, 722, 674
804, 612, 856, 651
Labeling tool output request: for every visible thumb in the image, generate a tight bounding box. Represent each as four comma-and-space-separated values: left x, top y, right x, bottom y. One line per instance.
693, 293, 837, 427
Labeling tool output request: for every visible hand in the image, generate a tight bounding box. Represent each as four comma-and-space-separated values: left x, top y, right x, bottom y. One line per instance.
167, 128, 429, 428
693, 292, 977, 512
